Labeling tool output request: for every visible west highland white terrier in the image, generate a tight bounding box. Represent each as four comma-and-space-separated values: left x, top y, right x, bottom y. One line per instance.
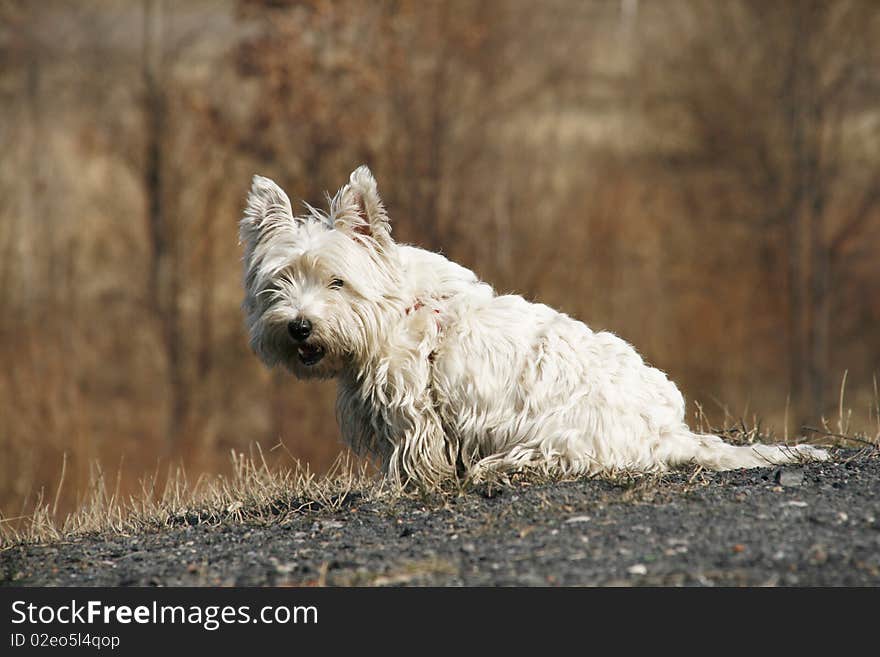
240, 166, 828, 486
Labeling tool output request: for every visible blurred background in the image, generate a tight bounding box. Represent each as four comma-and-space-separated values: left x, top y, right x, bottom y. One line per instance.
1, 0, 878, 520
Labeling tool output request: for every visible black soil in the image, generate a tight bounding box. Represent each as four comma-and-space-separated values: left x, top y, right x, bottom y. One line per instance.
3, 449, 879, 587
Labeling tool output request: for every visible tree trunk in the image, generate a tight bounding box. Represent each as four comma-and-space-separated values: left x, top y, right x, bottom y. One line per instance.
415, 3, 449, 253
809, 209, 830, 420
196, 180, 223, 380
783, 15, 807, 425
143, 0, 186, 452
807, 111, 829, 421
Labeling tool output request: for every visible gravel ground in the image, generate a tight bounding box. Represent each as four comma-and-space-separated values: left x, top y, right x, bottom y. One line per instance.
3, 449, 879, 587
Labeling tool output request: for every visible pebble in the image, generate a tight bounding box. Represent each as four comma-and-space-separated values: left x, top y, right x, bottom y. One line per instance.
517, 573, 546, 586
808, 544, 829, 564
565, 515, 592, 524
775, 468, 804, 487
627, 564, 647, 575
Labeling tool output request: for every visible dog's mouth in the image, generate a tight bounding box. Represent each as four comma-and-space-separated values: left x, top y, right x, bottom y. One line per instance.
297, 343, 325, 366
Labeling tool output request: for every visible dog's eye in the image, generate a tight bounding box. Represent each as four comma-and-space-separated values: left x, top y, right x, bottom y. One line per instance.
258, 280, 282, 300
328, 278, 345, 290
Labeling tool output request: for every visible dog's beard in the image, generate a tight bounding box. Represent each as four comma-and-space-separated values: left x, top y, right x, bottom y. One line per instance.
282, 339, 345, 380
286, 350, 343, 380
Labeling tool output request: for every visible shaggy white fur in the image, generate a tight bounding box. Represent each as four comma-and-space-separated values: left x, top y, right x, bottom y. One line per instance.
241, 166, 829, 486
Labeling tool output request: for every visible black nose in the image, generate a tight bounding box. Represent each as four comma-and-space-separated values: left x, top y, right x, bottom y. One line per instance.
288, 317, 312, 341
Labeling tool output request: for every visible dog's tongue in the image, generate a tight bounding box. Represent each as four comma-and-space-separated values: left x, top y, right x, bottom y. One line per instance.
297, 344, 325, 365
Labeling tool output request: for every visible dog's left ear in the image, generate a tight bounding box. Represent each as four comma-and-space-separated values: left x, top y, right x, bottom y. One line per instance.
332, 165, 392, 245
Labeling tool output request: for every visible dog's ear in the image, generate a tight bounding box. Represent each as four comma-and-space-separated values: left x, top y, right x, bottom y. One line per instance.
241, 175, 295, 244
331, 165, 392, 245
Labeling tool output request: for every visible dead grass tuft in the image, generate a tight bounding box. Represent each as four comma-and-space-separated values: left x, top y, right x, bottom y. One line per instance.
0, 446, 386, 550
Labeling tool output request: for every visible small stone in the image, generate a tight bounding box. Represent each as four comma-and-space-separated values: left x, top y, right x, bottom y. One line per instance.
809, 544, 829, 564
775, 468, 804, 487
627, 564, 647, 576
565, 515, 592, 524
517, 573, 546, 586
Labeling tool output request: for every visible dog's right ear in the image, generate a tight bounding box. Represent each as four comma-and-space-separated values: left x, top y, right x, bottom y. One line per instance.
243, 175, 293, 228
240, 175, 294, 246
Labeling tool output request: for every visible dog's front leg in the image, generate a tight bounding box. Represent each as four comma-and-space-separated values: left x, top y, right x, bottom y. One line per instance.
384, 401, 456, 488
337, 374, 455, 487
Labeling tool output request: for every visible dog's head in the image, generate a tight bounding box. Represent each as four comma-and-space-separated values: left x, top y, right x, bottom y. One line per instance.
240, 165, 402, 379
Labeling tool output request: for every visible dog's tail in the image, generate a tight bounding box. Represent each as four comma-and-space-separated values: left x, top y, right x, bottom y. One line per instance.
664, 430, 829, 471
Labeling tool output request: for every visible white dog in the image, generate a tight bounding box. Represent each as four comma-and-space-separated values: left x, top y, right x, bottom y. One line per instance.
240, 166, 828, 486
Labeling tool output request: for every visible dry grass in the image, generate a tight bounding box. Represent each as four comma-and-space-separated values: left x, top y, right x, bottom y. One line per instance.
0, 446, 386, 550
692, 373, 880, 451
5, 380, 878, 551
